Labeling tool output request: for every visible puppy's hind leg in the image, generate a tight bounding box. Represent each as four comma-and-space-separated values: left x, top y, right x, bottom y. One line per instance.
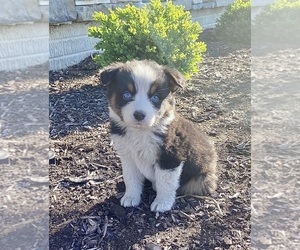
150, 162, 184, 212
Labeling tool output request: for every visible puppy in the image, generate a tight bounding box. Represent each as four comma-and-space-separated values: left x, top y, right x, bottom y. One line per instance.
100, 60, 218, 212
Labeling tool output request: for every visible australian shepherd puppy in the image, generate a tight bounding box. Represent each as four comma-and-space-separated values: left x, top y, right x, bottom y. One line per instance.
100, 60, 218, 212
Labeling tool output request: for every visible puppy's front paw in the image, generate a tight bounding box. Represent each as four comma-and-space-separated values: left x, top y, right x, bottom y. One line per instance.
120, 193, 141, 207
150, 197, 175, 212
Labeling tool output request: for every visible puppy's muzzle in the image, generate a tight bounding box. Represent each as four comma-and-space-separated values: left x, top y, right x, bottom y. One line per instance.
133, 110, 146, 121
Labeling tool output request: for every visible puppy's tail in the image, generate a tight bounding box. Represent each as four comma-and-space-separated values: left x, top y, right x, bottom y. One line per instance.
179, 139, 218, 196
179, 154, 218, 195
179, 172, 218, 195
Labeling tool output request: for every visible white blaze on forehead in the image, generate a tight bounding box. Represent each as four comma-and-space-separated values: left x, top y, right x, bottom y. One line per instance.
130, 62, 159, 94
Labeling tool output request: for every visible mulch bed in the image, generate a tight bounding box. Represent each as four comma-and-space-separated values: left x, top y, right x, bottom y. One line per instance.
48, 29, 251, 250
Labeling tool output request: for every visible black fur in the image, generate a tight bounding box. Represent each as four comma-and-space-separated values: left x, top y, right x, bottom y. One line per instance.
159, 115, 216, 187
110, 120, 126, 136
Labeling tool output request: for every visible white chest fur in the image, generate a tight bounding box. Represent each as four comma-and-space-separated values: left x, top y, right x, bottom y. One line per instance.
111, 128, 161, 182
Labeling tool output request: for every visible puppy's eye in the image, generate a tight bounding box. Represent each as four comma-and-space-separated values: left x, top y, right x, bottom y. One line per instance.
123, 91, 133, 101
150, 95, 160, 103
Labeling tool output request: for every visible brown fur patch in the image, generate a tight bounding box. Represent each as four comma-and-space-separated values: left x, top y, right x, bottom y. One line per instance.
127, 82, 135, 93
110, 93, 123, 120
155, 95, 175, 124
160, 115, 218, 195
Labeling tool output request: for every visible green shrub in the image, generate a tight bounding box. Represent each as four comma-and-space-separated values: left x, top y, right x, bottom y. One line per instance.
253, 0, 300, 43
88, 0, 206, 79
215, 0, 251, 45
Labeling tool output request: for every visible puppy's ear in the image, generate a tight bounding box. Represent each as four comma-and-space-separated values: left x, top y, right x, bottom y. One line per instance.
99, 63, 123, 85
163, 67, 185, 92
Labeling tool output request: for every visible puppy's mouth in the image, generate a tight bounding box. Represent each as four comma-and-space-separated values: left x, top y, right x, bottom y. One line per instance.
127, 117, 155, 129
131, 121, 151, 128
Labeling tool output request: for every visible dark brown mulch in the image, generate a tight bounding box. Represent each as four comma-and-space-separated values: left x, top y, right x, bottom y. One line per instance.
48, 30, 251, 250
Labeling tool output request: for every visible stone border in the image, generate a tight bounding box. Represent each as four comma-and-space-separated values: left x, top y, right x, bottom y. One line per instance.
0, 0, 275, 71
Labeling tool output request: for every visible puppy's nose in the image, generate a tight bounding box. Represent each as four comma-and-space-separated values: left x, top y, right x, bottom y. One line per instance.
133, 110, 146, 121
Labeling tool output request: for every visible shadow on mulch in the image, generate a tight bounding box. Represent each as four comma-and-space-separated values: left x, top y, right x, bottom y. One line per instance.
49, 84, 109, 138
50, 179, 230, 250
49, 55, 112, 139
200, 28, 249, 57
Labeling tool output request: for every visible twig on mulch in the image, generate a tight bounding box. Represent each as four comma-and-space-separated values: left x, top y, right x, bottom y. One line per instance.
177, 194, 223, 215
90, 162, 110, 170
64, 176, 101, 184
97, 215, 108, 246
56, 218, 77, 229
81, 216, 102, 220
106, 175, 123, 184
178, 211, 196, 221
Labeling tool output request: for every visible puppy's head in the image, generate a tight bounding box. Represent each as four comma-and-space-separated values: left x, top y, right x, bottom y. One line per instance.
100, 60, 184, 128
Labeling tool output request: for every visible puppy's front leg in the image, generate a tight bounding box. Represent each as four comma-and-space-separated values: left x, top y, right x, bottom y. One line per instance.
151, 162, 184, 212
120, 160, 145, 208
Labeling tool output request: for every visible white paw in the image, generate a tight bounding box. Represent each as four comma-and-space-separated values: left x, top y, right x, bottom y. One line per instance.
120, 193, 141, 207
150, 197, 175, 212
